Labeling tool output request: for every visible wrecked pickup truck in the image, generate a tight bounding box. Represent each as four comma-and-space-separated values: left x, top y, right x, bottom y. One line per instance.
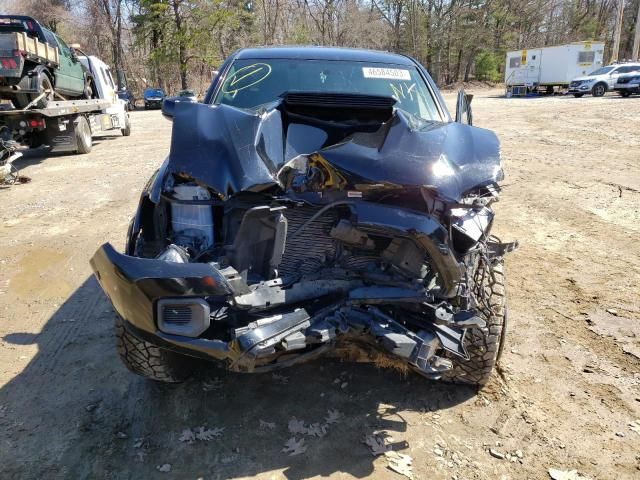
91, 47, 516, 386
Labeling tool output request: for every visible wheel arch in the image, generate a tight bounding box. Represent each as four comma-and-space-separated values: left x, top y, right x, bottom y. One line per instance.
20, 64, 55, 91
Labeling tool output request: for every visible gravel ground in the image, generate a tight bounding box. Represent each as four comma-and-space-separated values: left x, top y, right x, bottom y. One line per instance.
0, 91, 639, 479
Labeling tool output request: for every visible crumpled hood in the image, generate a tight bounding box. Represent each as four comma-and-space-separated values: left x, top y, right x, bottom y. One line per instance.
166, 100, 502, 201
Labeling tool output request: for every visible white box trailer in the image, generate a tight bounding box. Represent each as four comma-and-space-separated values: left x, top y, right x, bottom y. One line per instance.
505, 41, 605, 89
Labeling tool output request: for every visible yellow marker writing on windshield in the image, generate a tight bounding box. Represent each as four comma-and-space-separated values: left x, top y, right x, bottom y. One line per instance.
222, 63, 272, 95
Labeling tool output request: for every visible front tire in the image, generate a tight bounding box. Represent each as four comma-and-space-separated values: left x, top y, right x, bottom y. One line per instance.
619, 91, 631, 98
573, 93, 584, 98
592, 83, 607, 97
115, 315, 194, 383
442, 260, 507, 387
83, 75, 96, 100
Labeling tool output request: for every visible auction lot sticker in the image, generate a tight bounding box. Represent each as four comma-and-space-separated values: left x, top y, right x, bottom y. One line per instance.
362, 67, 411, 80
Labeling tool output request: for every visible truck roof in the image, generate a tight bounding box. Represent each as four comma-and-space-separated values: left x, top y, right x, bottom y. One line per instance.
0, 15, 56, 46
506, 41, 605, 55
234, 46, 416, 66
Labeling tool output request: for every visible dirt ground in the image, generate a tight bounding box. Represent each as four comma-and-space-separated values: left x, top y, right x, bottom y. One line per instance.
0, 91, 639, 480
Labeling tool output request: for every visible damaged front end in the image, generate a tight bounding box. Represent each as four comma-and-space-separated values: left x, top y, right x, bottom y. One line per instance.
91, 93, 516, 381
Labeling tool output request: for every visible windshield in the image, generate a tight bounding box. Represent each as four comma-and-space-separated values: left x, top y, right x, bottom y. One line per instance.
589, 66, 613, 76
179, 90, 195, 96
214, 59, 441, 121
145, 89, 164, 96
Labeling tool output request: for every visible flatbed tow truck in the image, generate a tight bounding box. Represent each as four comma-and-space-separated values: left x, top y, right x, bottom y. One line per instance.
1, 55, 130, 184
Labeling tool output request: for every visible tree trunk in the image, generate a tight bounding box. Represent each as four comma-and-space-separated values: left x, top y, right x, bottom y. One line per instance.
172, 0, 189, 90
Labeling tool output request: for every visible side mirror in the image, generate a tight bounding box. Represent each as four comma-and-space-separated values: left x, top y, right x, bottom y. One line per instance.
162, 97, 175, 120
455, 89, 473, 126
69, 43, 81, 62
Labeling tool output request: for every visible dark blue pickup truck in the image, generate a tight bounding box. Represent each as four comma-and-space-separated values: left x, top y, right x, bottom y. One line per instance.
91, 46, 515, 388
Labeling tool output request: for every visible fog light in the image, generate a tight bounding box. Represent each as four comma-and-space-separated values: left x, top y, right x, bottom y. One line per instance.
157, 298, 210, 337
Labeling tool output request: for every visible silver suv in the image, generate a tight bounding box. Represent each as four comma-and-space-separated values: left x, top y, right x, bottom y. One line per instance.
568, 63, 640, 97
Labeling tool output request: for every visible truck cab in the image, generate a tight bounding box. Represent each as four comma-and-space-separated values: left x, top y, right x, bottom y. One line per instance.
78, 55, 117, 104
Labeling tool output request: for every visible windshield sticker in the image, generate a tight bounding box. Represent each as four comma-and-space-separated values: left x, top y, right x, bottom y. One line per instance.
389, 82, 417, 103
222, 63, 272, 96
363, 67, 411, 81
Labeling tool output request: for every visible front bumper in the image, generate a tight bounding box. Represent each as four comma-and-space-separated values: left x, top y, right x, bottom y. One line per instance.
90, 229, 475, 377
568, 83, 594, 93
614, 83, 640, 93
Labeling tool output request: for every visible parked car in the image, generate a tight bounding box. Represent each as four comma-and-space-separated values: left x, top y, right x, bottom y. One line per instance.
614, 73, 640, 97
143, 87, 165, 109
568, 63, 640, 97
0, 15, 93, 108
176, 89, 197, 102
117, 88, 135, 110
91, 46, 517, 387
163, 89, 197, 109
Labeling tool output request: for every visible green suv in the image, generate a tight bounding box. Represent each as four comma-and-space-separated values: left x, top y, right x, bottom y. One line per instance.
0, 15, 92, 108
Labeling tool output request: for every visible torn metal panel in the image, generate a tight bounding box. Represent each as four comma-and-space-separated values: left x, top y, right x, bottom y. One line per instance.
166, 96, 501, 201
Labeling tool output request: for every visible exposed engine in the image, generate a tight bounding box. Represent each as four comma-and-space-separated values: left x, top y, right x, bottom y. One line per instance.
125, 168, 513, 379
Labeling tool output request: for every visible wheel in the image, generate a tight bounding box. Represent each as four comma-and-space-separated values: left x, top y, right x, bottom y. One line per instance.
121, 114, 131, 136
592, 83, 606, 97
115, 315, 194, 383
441, 259, 507, 387
74, 115, 92, 154
619, 91, 631, 98
83, 75, 95, 100
15, 73, 55, 109
573, 93, 584, 98
35, 74, 55, 108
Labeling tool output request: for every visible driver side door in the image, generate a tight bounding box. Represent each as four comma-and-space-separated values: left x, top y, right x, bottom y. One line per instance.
51, 34, 85, 96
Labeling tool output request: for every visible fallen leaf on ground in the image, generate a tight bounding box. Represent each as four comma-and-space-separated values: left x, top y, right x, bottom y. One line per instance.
306, 423, 327, 437
179, 428, 196, 443
282, 437, 307, 456
548, 468, 590, 480
325, 409, 340, 424
180, 426, 224, 443
288, 417, 307, 435
385, 451, 413, 479
195, 426, 224, 440
363, 433, 389, 456
259, 419, 276, 430
629, 420, 640, 434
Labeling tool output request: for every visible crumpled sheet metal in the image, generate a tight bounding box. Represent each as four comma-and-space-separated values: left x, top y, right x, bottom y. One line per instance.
166, 100, 502, 201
